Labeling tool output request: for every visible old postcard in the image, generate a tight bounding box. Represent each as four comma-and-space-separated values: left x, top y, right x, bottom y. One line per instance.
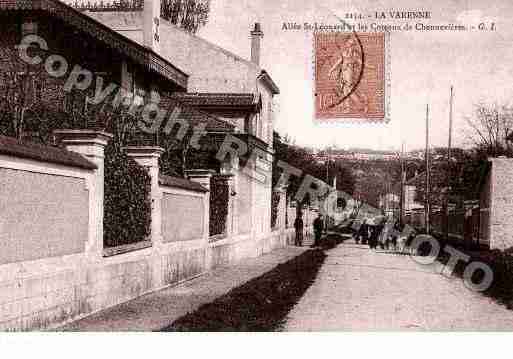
1, 1, 513, 347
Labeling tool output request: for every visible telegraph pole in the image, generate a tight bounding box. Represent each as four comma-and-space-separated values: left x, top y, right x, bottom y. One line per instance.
445, 86, 454, 242
326, 147, 330, 183
399, 143, 405, 227
425, 104, 431, 234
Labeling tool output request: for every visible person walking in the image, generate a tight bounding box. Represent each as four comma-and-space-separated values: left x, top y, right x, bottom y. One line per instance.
294, 214, 304, 247
359, 219, 369, 245
313, 214, 325, 247
369, 225, 378, 250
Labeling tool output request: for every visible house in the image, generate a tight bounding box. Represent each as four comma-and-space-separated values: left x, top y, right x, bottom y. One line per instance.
313, 148, 400, 163
379, 192, 400, 217
75, 2, 279, 145
404, 172, 426, 212
0, 0, 187, 115
76, 0, 280, 242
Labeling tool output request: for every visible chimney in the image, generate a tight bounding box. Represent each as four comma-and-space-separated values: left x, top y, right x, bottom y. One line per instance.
250, 23, 264, 66
143, 0, 161, 54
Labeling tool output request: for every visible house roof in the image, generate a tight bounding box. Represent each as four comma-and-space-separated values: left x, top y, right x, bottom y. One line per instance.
82, 10, 280, 96
159, 96, 236, 132
234, 133, 271, 153
170, 93, 261, 113
0, 0, 188, 89
0, 135, 97, 170
159, 174, 208, 193
258, 70, 280, 95
179, 106, 236, 132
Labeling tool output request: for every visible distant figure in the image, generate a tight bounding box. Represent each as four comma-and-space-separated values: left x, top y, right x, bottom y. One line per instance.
359, 219, 369, 245
376, 221, 385, 249
390, 220, 402, 251
294, 215, 304, 247
313, 214, 325, 247
369, 226, 378, 250
382, 222, 391, 250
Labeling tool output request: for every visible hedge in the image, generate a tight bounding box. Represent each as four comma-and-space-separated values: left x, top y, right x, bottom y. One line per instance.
210, 176, 229, 237
103, 143, 152, 248
436, 246, 513, 309
271, 191, 281, 229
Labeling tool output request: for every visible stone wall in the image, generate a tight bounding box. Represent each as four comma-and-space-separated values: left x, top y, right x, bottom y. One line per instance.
487, 158, 513, 250
0, 133, 291, 331
0, 167, 89, 265
161, 191, 205, 243
0, 142, 95, 330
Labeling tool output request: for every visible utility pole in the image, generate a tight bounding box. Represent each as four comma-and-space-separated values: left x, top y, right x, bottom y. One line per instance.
445, 86, 454, 242
425, 104, 431, 234
400, 143, 405, 227
326, 146, 330, 183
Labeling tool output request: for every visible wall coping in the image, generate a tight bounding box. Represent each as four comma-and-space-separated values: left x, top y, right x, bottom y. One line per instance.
123, 146, 165, 158
0, 135, 97, 170
186, 169, 217, 178
54, 129, 113, 147
159, 175, 209, 193
103, 240, 153, 258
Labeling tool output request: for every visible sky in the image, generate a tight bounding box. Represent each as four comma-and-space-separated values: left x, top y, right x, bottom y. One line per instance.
198, 0, 513, 151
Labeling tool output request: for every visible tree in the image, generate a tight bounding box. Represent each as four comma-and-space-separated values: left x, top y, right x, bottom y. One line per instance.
412, 147, 483, 206
313, 159, 356, 195
465, 102, 513, 157
161, 0, 211, 34
348, 158, 401, 208
0, 63, 46, 140
272, 131, 356, 205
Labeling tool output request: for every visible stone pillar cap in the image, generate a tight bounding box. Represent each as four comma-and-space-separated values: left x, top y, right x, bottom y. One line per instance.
53, 129, 113, 146
185, 169, 217, 178
123, 146, 165, 157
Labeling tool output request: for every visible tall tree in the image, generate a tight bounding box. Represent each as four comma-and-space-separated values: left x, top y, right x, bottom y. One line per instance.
272, 131, 356, 204
161, 0, 211, 34
465, 102, 513, 157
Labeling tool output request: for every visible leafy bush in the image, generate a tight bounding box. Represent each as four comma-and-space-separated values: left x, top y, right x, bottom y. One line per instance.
209, 176, 229, 237
271, 191, 281, 229
441, 248, 513, 309
103, 144, 152, 247
424, 235, 513, 310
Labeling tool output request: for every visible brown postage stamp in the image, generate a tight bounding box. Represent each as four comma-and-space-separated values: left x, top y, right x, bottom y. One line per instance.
314, 32, 389, 122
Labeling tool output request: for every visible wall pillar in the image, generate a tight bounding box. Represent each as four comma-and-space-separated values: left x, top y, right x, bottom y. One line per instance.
123, 146, 165, 245
221, 154, 240, 237
53, 130, 113, 258
224, 174, 237, 236
186, 169, 215, 241
274, 185, 288, 230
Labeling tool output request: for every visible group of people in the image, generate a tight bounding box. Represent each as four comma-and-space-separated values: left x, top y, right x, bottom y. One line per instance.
354, 218, 405, 251
294, 213, 325, 247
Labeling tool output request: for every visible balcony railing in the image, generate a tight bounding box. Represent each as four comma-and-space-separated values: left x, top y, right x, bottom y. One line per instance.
71, 0, 143, 12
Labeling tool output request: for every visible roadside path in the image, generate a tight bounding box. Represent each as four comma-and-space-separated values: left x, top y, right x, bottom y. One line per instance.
60, 247, 307, 331
284, 241, 513, 331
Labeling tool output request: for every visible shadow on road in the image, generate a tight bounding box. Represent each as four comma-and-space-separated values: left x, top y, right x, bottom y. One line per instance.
160, 248, 328, 332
